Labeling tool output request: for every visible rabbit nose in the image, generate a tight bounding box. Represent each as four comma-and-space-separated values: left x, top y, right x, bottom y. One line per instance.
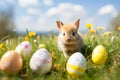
67, 38, 71, 42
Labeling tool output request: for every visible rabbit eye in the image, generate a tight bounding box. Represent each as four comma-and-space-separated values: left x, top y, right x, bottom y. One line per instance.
72, 32, 75, 36
63, 33, 65, 36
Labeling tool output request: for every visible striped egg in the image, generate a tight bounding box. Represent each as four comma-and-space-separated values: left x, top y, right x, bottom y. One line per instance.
66, 52, 86, 77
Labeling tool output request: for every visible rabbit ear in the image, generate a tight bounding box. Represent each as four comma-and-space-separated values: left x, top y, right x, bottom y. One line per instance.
74, 19, 80, 29
56, 20, 64, 29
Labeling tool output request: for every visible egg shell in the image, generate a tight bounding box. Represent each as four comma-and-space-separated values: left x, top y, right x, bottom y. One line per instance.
30, 48, 52, 74
15, 41, 32, 58
66, 52, 86, 77
92, 45, 108, 65
0, 50, 23, 74
39, 44, 46, 48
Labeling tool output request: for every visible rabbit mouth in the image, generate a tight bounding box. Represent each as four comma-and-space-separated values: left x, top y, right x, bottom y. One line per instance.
63, 41, 76, 45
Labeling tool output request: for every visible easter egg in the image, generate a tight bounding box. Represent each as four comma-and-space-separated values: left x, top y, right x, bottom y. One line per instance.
66, 52, 86, 77
39, 44, 46, 48
15, 41, 32, 58
0, 50, 23, 74
92, 45, 108, 65
30, 48, 52, 74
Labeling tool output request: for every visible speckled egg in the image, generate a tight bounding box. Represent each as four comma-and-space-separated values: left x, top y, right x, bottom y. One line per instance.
15, 41, 32, 58
0, 50, 23, 74
66, 52, 86, 77
30, 48, 52, 74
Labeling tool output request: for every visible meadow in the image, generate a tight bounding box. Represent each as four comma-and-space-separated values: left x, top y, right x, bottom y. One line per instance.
0, 26, 120, 80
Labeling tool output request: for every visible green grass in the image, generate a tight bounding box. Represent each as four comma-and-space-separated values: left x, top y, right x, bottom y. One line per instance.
0, 32, 120, 80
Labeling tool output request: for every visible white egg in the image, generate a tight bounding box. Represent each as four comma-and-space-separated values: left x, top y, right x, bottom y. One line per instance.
30, 48, 52, 74
66, 52, 86, 77
15, 41, 32, 58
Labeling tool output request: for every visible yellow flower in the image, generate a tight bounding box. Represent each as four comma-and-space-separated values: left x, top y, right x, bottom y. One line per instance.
25, 36, 29, 41
98, 27, 103, 30
90, 29, 96, 34
28, 32, 36, 37
54, 64, 61, 70
117, 26, 120, 31
51, 53, 56, 59
86, 23, 93, 29
0, 44, 4, 48
103, 32, 111, 36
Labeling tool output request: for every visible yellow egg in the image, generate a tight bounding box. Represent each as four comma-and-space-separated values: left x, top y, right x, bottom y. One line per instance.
92, 45, 108, 65
0, 50, 23, 74
66, 52, 86, 77
39, 44, 46, 48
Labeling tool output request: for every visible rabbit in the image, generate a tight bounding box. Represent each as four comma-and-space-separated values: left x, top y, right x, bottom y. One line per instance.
56, 19, 84, 58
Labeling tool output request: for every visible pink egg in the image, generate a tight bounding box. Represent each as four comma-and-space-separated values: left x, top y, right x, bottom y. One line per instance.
30, 48, 52, 74
15, 41, 32, 58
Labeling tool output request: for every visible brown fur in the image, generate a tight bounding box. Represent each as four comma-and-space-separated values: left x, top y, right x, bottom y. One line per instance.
56, 19, 84, 58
